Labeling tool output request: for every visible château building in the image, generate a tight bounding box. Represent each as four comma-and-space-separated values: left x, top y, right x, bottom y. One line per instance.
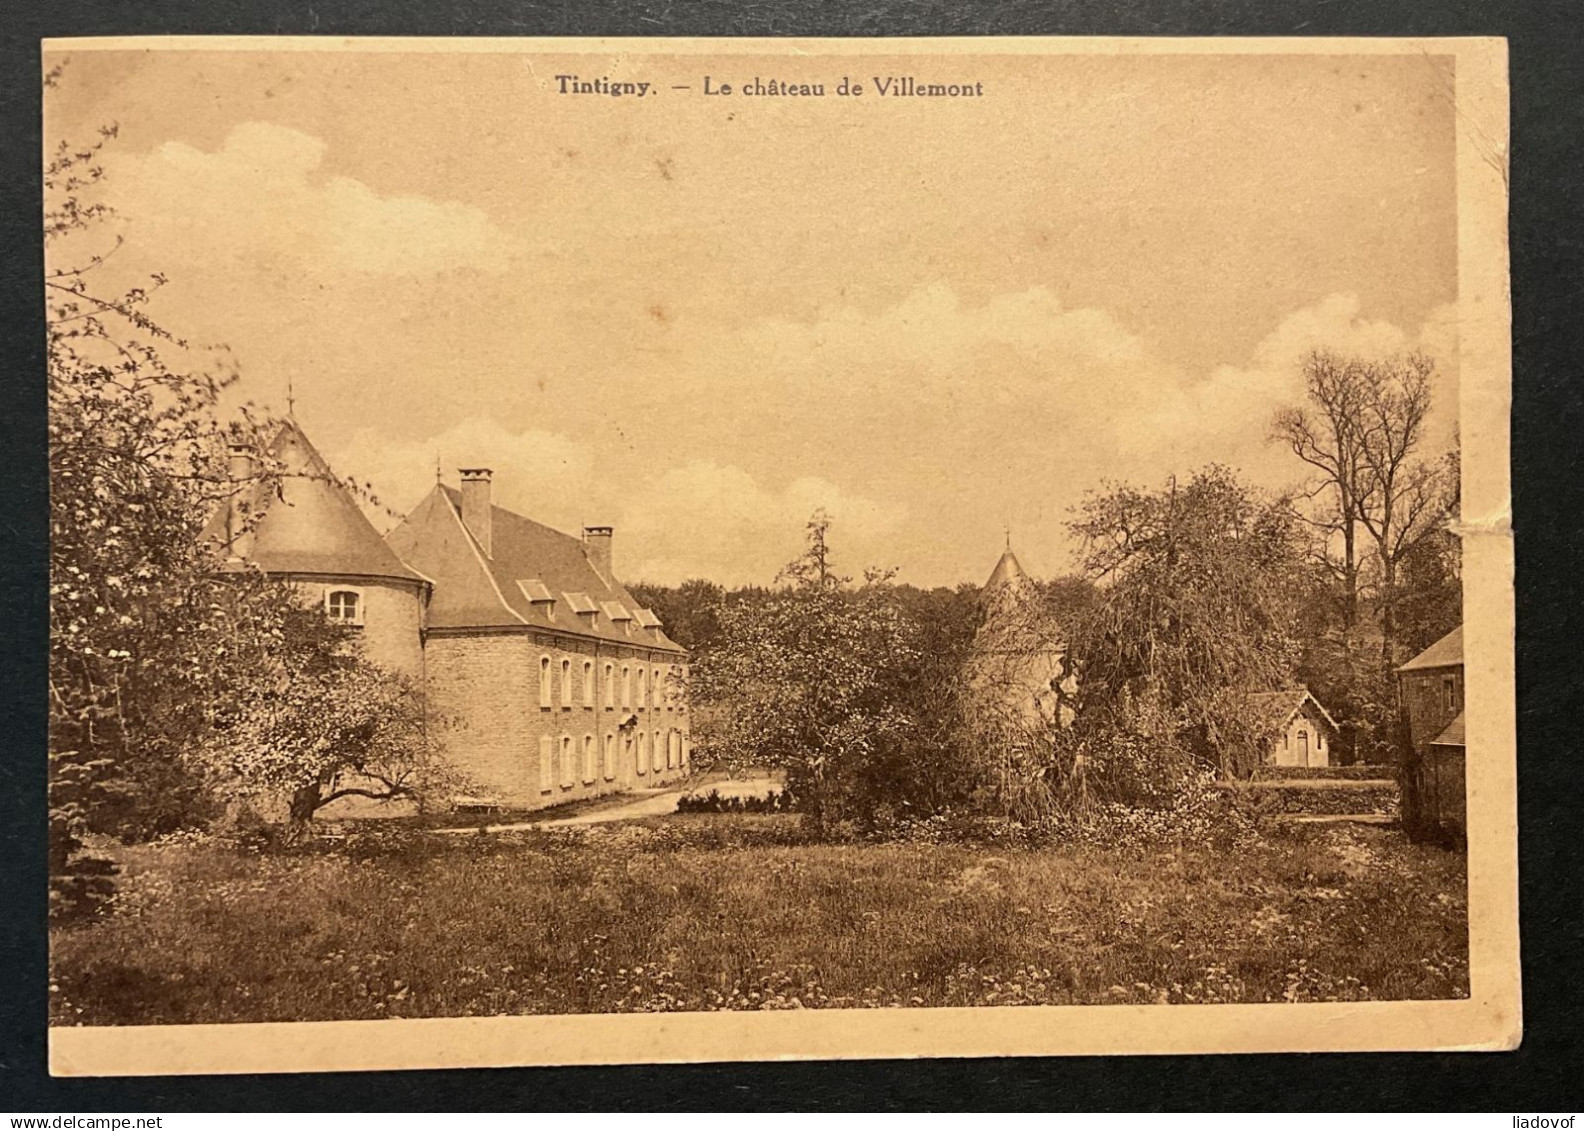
208, 418, 689, 813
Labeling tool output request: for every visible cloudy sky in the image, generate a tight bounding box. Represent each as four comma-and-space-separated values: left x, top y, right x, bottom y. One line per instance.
45, 45, 1460, 587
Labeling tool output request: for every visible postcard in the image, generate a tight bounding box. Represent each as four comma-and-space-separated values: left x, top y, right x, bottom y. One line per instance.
42, 35, 1515, 1075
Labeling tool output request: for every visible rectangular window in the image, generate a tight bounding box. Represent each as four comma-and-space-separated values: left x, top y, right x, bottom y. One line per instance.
622, 665, 632, 709
561, 658, 573, 708
603, 734, 615, 781
680, 733, 689, 768
582, 735, 595, 784
1443, 675, 1457, 713
604, 663, 615, 708
583, 661, 595, 708
635, 733, 646, 776
325, 589, 364, 626
538, 735, 553, 793
560, 736, 574, 788
539, 656, 552, 709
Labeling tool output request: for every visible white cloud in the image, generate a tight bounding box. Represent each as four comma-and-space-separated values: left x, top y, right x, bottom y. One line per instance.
110, 122, 509, 277
733, 282, 1148, 395
619, 461, 908, 586
1121, 293, 1460, 482
332, 417, 595, 533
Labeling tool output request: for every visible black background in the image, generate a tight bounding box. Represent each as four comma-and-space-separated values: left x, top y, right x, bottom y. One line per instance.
2, 0, 1579, 1112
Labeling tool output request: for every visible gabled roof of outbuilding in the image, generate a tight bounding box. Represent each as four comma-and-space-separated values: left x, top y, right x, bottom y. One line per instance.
384, 484, 684, 654
1398, 625, 1463, 672
984, 548, 1030, 593
202, 420, 427, 586
1248, 688, 1339, 734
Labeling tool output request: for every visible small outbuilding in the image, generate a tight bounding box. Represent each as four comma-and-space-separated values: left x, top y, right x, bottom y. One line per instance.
1249, 688, 1339, 768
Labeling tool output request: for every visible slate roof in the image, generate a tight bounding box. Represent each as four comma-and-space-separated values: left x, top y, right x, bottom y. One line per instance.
984, 548, 1030, 592
202, 420, 427, 586
1248, 688, 1339, 734
385, 484, 684, 653
1431, 711, 1466, 747
1398, 625, 1463, 672
973, 544, 1067, 662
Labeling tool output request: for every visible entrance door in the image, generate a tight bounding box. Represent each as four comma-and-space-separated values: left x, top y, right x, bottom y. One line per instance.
1297, 728, 1310, 766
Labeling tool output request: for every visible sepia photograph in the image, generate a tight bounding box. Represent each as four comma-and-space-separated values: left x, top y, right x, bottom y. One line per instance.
41, 36, 1516, 1074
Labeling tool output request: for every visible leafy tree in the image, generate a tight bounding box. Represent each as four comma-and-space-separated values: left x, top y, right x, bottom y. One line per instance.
688, 512, 920, 829
213, 613, 449, 837
46, 89, 282, 886
45, 77, 435, 882
1068, 465, 1306, 778
1038, 574, 1102, 628
869, 582, 987, 814
626, 578, 725, 654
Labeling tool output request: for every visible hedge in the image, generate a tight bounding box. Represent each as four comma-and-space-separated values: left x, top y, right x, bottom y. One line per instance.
1250, 763, 1397, 782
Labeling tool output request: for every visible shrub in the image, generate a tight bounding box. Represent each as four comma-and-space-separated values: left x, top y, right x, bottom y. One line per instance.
1048, 771, 1259, 852
675, 787, 797, 815
1234, 782, 1399, 817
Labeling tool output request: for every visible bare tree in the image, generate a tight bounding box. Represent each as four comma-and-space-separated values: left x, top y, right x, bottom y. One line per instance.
1272, 349, 1457, 767
1350, 352, 1444, 670
1272, 351, 1372, 630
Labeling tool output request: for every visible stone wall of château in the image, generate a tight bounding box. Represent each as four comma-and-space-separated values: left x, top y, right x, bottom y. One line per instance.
426, 630, 690, 810
292, 577, 427, 678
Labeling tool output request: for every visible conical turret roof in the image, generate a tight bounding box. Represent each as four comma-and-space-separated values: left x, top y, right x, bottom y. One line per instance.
984, 547, 1030, 593
977, 544, 1046, 636
204, 419, 426, 585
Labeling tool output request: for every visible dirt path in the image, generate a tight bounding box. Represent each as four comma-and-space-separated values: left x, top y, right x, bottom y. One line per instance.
433, 787, 683, 835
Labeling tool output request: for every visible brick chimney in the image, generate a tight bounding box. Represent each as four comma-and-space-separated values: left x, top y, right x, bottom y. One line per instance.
583, 525, 614, 578
225, 442, 257, 559
459, 468, 494, 557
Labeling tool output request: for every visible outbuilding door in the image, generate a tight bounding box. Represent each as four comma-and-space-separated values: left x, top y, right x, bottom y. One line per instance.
1297, 728, 1310, 766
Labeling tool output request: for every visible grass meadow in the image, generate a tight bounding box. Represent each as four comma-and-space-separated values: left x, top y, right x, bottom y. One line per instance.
50, 815, 1468, 1024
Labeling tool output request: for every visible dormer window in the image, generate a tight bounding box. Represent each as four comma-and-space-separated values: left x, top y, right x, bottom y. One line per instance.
518, 579, 557, 621
564, 591, 598, 621
326, 588, 364, 626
